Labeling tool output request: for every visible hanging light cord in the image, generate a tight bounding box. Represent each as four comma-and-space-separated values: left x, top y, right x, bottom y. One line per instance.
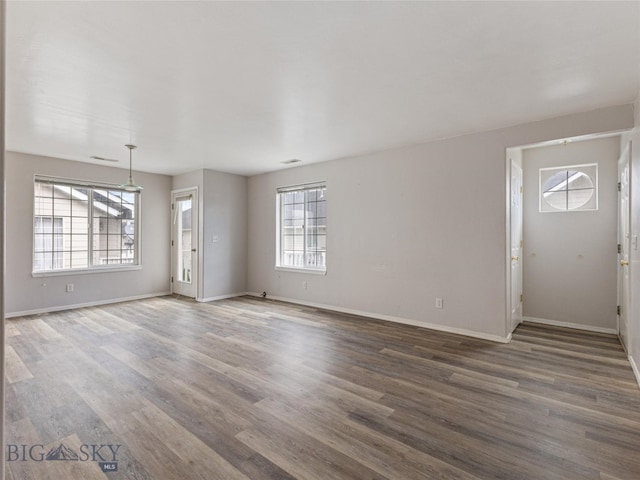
126, 144, 136, 182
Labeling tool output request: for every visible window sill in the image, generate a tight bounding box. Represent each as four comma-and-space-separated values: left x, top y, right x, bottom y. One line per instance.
32, 265, 142, 278
275, 266, 327, 276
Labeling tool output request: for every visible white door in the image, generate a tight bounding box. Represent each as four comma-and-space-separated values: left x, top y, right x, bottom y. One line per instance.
510, 160, 524, 331
618, 143, 631, 352
172, 188, 198, 298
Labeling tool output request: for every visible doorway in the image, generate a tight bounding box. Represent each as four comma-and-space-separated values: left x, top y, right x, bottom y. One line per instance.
618, 142, 631, 352
171, 188, 198, 298
510, 156, 523, 331
506, 136, 623, 338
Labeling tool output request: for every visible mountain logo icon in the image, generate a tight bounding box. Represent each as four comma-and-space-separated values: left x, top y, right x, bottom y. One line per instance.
45, 443, 79, 461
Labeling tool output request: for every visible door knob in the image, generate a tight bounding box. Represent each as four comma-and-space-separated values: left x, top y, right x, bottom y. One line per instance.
191, 248, 197, 252
620, 259, 629, 266
511, 255, 519, 261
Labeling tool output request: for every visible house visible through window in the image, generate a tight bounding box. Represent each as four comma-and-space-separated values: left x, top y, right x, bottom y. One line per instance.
277, 182, 326, 271
34, 216, 64, 271
33, 177, 140, 273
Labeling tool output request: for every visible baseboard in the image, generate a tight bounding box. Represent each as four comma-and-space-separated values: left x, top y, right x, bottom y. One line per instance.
246, 292, 511, 343
522, 316, 617, 334
5, 291, 172, 318
629, 355, 640, 389
197, 292, 248, 303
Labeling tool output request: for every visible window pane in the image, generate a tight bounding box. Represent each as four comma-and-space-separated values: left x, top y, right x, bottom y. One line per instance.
568, 189, 595, 210
108, 191, 123, 203
121, 191, 135, 203
567, 171, 593, 190
107, 220, 122, 235
543, 171, 568, 193
72, 200, 89, 218
71, 217, 88, 234
53, 185, 73, 198
306, 188, 326, 241
34, 235, 50, 253
71, 251, 88, 268
121, 202, 135, 219
52, 198, 72, 216
542, 191, 566, 211
34, 182, 51, 198
540, 165, 597, 213
34, 180, 139, 272
34, 217, 63, 266
283, 191, 304, 204
278, 184, 326, 270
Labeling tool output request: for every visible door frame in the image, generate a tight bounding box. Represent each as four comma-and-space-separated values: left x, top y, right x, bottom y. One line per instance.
171, 186, 199, 298
510, 158, 523, 331
617, 141, 632, 353
505, 148, 523, 339
506, 133, 633, 343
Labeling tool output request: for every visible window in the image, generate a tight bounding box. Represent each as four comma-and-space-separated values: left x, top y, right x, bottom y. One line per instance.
33, 177, 140, 273
277, 182, 326, 272
540, 164, 598, 212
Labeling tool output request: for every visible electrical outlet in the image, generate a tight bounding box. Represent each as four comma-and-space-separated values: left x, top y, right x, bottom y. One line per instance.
66, 283, 74, 293
435, 297, 443, 309
302, 281, 308, 290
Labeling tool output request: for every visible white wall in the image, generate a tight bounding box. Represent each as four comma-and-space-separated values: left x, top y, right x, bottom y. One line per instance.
5, 152, 172, 315
248, 105, 634, 341
171, 169, 248, 301
522, 137, 619, 331
172, 170, 204, 192
202, 169, 247, 300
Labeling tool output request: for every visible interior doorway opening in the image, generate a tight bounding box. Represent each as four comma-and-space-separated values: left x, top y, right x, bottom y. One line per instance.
171, 187, 198, 298
506, 133, 629, 339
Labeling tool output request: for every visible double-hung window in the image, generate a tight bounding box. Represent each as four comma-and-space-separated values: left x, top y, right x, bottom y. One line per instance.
277, 182, 326, 272
33, 176, 140, 273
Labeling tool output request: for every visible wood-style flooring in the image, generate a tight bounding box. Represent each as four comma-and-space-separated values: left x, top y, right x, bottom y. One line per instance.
5, 296, 640, 479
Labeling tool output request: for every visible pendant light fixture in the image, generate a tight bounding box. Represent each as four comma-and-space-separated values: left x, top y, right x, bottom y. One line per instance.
120, 144, 143, 191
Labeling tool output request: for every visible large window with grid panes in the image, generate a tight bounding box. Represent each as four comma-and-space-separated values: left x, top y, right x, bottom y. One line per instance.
33, 177, 140, 273
276, 182, 326, 272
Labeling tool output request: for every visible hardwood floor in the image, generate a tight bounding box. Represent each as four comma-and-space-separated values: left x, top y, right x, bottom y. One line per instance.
5, 296, 640, 479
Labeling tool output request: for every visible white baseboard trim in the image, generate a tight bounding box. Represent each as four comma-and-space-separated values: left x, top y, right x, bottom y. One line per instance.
629, 355, 640, 389
197, 292, 248, 303
522, 316, 617, 335
5, 291, 172, 318
246, 292, 511, 343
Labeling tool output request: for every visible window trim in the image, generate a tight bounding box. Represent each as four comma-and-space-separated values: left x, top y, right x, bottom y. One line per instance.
276, 181, 327, 273
33, 175, 142, 276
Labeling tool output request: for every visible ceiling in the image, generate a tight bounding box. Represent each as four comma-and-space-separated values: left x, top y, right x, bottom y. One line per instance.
7, 1, 640, 177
